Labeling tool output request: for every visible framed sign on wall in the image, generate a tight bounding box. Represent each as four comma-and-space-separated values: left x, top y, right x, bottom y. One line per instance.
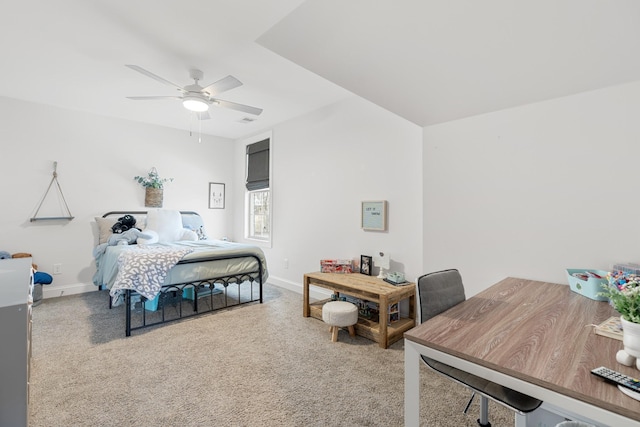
361, 200, 387, 231
209, 182, 225, 209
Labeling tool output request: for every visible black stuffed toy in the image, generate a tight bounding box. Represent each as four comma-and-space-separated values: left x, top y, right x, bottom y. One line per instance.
111, 215, 139, 234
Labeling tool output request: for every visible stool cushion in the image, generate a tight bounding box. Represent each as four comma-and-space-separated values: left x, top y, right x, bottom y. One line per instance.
322, 301, 358, 327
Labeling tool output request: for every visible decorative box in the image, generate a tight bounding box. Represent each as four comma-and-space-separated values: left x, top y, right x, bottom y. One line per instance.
566, 269, 609, 301
320, 259, 352, 274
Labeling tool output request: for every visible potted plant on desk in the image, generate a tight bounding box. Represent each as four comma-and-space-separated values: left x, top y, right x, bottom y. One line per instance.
134, 167, 173, 208
600, 272, 640, 368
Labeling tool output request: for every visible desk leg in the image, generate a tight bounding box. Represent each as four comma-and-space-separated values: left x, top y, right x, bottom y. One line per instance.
379, 295, 389, 348
303, 276, 310, 317
404, 340, 420, 427
408, 293, 416, 321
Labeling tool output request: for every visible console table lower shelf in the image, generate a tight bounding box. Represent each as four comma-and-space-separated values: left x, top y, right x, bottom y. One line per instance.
303, 272, 416, 349
308, 299, 415, 347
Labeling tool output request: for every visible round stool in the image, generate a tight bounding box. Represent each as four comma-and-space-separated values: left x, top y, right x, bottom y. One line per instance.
322, 301, 358, 342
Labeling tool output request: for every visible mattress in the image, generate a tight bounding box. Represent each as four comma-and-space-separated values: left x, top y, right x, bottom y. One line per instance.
93, 239, 269, 292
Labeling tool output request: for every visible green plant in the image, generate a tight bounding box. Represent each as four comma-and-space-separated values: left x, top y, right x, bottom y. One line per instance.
599, 272, 640, 323
134, 167, 173, 189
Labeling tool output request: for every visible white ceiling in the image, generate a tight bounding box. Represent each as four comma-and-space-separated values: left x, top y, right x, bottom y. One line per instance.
260, 0, 640, 126
0, 0, 351, 139
2, 1, 640, 139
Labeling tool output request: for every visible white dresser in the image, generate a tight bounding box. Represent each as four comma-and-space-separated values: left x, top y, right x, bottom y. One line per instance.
0, 257, 33, 427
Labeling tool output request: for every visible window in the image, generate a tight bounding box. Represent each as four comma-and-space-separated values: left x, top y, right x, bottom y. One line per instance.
248, 189, 269, 240
245, 134, 271, 243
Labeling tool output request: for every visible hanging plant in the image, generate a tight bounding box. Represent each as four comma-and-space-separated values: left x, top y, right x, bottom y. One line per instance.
134, 167, 173, 189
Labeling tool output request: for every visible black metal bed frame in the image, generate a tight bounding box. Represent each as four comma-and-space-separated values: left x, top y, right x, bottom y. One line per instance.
100, 211, 264, 336
122, 252, 263, 336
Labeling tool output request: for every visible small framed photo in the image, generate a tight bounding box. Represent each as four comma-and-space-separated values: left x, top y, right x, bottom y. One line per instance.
361, 200, 387, 231
360, 255, 373, 275
208, 182, 225, 209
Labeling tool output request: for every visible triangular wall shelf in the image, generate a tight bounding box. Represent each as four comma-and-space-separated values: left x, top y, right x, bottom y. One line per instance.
30, 161, 74, 222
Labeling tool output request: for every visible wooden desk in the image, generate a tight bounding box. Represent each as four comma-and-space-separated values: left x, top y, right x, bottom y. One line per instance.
404, 277, 640, 426
303, 272, 415, 348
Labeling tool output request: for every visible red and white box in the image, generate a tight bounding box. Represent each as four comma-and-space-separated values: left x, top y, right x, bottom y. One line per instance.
320, 259, 353, 274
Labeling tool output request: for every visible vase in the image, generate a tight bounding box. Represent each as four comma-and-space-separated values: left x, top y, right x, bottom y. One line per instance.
621, 317, 640, 359
145, 187, 163, 208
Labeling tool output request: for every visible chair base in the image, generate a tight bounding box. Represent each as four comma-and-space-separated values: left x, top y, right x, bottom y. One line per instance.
466, 392, 491, 427
478, 393, 490, 427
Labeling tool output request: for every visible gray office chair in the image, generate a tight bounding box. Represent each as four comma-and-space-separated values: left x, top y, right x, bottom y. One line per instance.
417, 269, 542, 427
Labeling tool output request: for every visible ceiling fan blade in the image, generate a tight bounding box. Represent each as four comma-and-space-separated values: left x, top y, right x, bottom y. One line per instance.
125, 65, 184, 92
126, 96, 182, 101
201, 75, 242, 96
213, 99, 263, 116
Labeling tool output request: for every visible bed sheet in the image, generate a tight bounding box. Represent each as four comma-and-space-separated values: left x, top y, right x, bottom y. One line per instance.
93, 239, 269, 291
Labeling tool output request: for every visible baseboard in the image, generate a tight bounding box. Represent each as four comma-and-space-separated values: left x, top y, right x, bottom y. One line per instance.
267, 275, 332, 301
40, 277, 333, 301
42, 282, 97, 299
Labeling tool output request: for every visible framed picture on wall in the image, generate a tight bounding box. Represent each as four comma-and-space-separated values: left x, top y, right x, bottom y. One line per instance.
360, 255, 373, 275
209, 182, 225, 209
361, 200, 387, 231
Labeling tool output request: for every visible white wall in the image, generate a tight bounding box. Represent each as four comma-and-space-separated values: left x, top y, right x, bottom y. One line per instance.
423, 80, 640, 297
234, 96, 424, 292
0, 95, 423, 300
8, 78, 636, 302
0, 96, 235, 297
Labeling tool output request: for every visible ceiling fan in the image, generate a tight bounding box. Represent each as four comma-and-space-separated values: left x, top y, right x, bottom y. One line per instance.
125, 64, 263, 119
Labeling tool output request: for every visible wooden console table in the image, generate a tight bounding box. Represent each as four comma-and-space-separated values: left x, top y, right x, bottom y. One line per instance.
303, 272, 415, 348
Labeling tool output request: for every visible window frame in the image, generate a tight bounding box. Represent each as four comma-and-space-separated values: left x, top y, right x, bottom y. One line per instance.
242, 131, 272, 247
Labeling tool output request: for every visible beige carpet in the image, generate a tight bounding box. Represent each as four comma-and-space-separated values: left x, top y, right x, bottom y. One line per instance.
29, 284, 514, 426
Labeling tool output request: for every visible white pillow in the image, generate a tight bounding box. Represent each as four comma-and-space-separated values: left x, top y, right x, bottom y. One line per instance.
145, 209, 183, 242
180, 229, 198, 242
137, 229, 159, 245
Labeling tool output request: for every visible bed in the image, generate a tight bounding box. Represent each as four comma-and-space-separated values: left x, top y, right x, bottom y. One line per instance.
92, 210, 268, 336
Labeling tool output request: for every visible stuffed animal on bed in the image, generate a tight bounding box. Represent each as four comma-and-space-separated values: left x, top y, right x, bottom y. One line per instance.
111, 214, 139, 234
93, 229, 153, 258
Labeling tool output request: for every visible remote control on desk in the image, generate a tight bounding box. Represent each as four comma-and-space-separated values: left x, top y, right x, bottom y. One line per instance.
591, 366, 640, 401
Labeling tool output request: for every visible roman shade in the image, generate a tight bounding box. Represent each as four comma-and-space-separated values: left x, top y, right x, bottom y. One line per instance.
246, 138, 269, 191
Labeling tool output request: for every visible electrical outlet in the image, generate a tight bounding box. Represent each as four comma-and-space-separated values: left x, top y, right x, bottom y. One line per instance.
283, 258, 289, 269
53, 263, 62, 275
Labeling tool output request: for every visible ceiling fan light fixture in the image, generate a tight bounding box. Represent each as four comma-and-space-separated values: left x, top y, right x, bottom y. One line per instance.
126, 65, 261, 117
183, 96, 209, 112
